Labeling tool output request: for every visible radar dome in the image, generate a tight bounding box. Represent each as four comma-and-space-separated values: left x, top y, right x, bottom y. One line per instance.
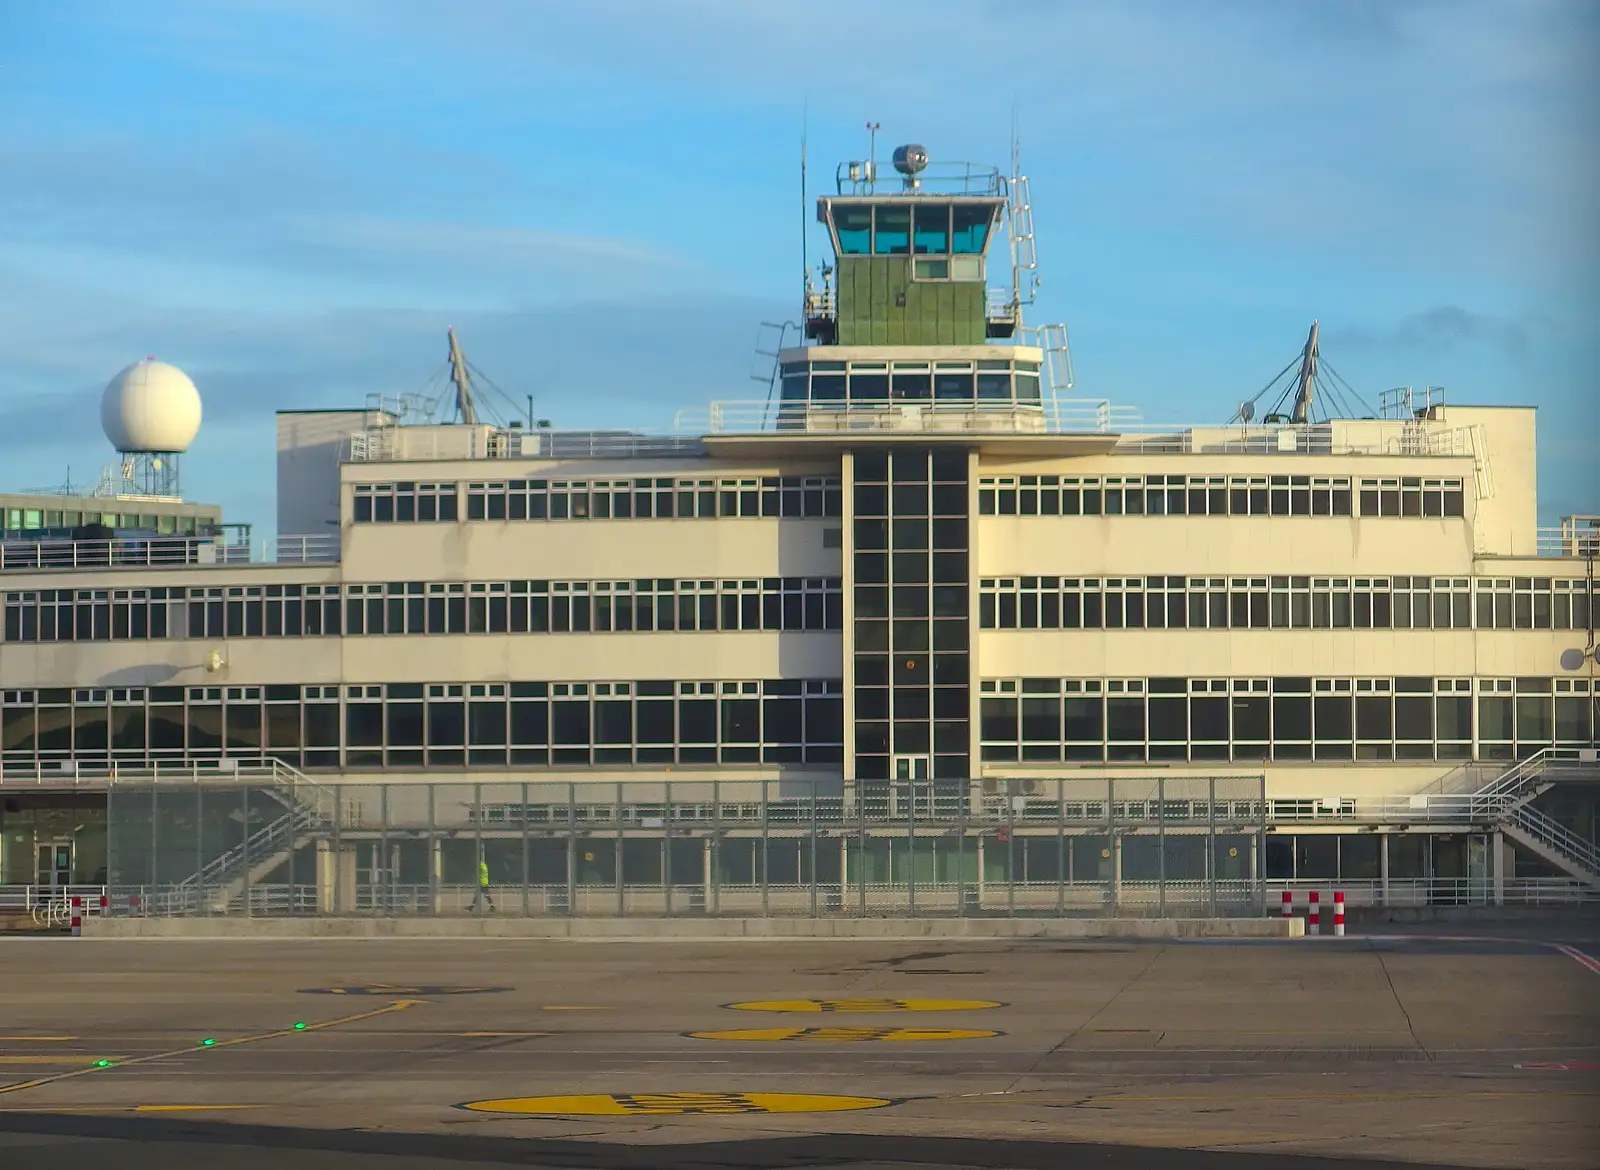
100, 359, 202, 453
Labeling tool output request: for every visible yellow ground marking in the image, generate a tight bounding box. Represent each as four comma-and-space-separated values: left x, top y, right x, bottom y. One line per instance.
725, 998, 1002, 1013
690, 1027, 1000, 1043
0, 1057, 125, 1066
0, 999, 421, 1098
460, 1091, 893, 1116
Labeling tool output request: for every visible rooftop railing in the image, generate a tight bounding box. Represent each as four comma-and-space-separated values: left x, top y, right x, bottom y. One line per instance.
1535, 516, 1599, 559
674, 399, 1143, 437
0, 533, 340, 573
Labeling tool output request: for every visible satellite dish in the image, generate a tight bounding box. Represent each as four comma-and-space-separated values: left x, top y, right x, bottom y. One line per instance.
1559, 648, 1587, 672
892, 144, 928, 176
1238, 402, 1255, 423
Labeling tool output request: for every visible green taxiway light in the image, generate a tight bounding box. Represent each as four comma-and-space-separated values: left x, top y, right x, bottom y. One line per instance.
200, 1038, 216, 1046
94, 1060, 113, 1067
293, 1022, 307, 1030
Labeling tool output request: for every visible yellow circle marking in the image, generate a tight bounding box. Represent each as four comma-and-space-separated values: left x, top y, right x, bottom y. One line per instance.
690, 1027, 999, 1043
724, 998, 1002, 1013
460, 1092, 891, 1116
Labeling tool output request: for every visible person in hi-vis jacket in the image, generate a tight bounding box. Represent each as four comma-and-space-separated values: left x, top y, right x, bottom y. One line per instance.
473, 854, 495, 912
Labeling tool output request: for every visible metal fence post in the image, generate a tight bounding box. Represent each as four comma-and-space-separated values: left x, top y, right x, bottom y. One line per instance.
427, 784, 439, 916
809, 779, 819, 919
615, 782, 625, 917
521, 782, 530, 918
857, 785, 868, 917
566, 782, 577, 917
1057, 778, 1066, 918
149, 784, 159, 911
330, 784, 342, 916
907, 783, 917, 918
1107, 777, 1117, 916
710, 779, 721, 917
1207, 776, 1218, 918
759, 781, 770, 917
1157, 776, 1166, 919
196, 782, 207, 916
241, 785, 251, 918
1006, 783, 1016, 918
663, 780, 674, 917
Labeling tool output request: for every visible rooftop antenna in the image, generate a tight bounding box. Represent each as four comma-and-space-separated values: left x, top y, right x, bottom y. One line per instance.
1290, 320, 1320, 424
447, 326, 478, 425
801, 101, 809, 302
865, 121, 881, 193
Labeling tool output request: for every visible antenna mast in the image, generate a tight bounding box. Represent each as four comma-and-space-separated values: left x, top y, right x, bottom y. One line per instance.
1290, 320, 1319, 424
801, 102, 809, 303
865, 121, 881, 192
447, 327, 478, 425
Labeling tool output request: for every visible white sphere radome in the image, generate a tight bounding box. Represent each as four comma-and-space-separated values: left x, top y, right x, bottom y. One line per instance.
100, 359, 203, 453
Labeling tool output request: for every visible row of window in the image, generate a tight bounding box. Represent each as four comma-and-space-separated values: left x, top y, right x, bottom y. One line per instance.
778, 359, 1040, 406
828, 201, 999, 257
978, 676, 1595, 763
354, 476, 844, 523
9, 574, 1591, 642
1, 579, 844, 642
3, 507, 208, 535
978, 576, 1596, 631
977, 474, 1466, 518
0, 680, 846, 769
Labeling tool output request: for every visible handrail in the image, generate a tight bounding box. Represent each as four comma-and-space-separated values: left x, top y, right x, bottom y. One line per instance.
1505, 804, 1600, 875
675, 400, 1143, 437
0, 533, 338, 572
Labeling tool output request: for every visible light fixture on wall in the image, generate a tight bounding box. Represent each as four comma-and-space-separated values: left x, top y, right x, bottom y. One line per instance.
204, 650, 226, 674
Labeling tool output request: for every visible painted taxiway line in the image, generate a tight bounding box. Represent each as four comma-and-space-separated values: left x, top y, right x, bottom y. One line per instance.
0, 999, 421, 1098
1553, 943, 1600, 975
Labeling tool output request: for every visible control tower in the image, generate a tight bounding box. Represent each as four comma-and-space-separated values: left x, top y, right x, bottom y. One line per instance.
806, 144, 1018, 347
777, 142, 1052, 432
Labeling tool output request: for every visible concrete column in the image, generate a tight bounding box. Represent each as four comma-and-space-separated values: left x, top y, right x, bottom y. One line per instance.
975, 833, 986, 913
703, 837, 714, 915
316, 841, 356, 914
430, 838, 444, 914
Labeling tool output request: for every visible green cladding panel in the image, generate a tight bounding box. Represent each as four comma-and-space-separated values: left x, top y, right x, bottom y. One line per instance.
836, 258, 986, 346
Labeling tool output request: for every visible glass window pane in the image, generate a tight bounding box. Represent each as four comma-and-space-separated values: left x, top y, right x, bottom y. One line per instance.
834, 205, 870, 254
912, 205, 949, 254
951, 204, 992, 253
872, 206, 910, 254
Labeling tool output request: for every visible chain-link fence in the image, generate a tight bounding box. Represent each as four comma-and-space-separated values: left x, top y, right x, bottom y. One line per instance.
105, 775, 1268, 918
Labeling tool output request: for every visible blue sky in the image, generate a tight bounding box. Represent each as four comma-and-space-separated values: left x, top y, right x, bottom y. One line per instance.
1, 0, 1596, 530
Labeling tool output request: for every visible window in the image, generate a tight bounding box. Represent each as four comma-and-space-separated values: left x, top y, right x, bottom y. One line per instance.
950, 204, 994, 253
833, 206, 871, 254
352, 482, 457, 523
463, 475, 841, 522
871, 205, 910, 254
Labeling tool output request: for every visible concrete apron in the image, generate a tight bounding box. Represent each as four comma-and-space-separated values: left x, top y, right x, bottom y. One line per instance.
83, 916, 1304, 939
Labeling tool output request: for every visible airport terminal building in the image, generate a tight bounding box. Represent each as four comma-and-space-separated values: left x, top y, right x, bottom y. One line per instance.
1, 147, 1595, 914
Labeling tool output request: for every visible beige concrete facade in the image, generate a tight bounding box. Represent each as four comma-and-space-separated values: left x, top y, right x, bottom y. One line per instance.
2, 399, 1595, 810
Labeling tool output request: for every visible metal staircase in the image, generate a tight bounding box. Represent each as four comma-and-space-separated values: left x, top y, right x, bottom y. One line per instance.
174, 760, 338, 911
1501, 803, 1600, 884
1465, 748, 1599, 887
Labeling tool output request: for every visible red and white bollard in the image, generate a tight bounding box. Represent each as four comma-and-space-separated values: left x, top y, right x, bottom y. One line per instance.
70, 895, 82, 938
1333, 890, 1346, 937
1281, 889, 1294, 918
1308, 890, 1321, 936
